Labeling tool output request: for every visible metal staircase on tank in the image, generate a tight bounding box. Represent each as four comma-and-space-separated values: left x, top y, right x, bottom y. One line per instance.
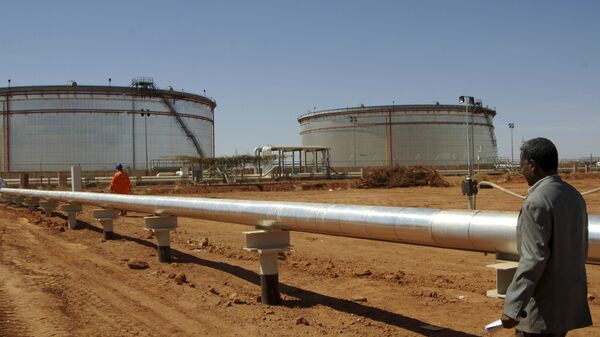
130, 77, 204, 158
484, 112, 498, 152
161, 96, 204, 157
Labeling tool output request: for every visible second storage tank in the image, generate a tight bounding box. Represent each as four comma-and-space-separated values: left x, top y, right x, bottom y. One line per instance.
298, 103, 498, 168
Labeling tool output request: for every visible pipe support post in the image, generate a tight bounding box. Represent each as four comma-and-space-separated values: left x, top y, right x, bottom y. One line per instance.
24, 198, 39, 211
244, 229, 290, 305
12, 196, 24, 206
1, 194, 14, 204
486, 261, 519, 298
39, 200, 58, 217
98, 219, 114, 239
93, 208, 120, 240
60, 204, 83, 229
144, 215, 177, 263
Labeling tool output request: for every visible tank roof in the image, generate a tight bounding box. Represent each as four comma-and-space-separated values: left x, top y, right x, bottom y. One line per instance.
0, 85, 216, 108
298, 104, 496, 122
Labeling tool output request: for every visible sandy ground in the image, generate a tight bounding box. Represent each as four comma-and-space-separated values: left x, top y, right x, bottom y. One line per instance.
1, 173, 600, 337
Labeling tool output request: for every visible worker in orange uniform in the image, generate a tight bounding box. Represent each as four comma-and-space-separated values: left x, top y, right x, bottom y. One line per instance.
109, 163, 132, 215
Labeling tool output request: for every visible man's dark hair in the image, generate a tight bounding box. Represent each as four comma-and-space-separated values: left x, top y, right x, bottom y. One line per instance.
521, 137, 559, 171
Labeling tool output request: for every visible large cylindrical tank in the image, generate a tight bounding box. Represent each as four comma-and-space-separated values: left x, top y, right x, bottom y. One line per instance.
0, 84, 215, 172
298, 104, 498, 168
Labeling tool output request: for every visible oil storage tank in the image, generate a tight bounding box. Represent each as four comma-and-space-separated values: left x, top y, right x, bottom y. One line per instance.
0, 78, 215, 172
298, 103, 498, 168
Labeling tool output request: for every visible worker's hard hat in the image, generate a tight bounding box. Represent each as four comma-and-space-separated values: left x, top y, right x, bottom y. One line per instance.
116, 163, 123, 170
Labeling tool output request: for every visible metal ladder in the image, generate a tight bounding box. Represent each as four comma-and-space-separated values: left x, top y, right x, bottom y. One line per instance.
161, 97, 204, 157
485, 113, 498, 156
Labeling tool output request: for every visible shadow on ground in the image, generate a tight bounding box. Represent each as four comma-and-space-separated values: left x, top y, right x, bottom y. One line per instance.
74, 220, 481, 337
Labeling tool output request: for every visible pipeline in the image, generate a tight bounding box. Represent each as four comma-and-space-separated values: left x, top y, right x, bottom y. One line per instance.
479, 181, 600, 198
479, 181, 526, 199
1, 187, 600, 264
582, 187, 600, 196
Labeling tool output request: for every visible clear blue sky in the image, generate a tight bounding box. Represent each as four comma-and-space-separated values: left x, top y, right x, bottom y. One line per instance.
1, 0, 599, 159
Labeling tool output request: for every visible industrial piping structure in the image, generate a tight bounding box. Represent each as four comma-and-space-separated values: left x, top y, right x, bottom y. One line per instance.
2, 188, 600, 304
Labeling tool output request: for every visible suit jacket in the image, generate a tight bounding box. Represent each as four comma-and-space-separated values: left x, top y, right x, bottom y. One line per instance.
504, 175, 592, 333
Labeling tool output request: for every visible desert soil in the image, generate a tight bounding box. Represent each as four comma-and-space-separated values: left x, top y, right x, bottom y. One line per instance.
1, 173, 600, 337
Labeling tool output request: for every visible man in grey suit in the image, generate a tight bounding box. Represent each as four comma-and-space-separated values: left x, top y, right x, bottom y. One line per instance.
501, 138, 592, 336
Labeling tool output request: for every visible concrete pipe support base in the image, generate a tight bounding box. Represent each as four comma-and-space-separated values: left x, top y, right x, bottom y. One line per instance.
39, 200, 58, 217
60, 204, 83, 230
486, 252, 520, 299
260, 274, 281, 305
24, 198, 39, 211
157, 243, 171, 263
13, 197, 24, 207
144, 215, 177, 263
244, 229, 290, 305
1, 194, 14, 204
98, 218, 115, 240
93, 208, 120, 240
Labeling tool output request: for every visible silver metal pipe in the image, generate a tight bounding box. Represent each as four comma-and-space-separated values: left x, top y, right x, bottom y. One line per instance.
2, 188, 600, 264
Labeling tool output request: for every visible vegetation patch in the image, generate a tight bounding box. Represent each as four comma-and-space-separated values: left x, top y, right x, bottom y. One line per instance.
355, 166, 450, 188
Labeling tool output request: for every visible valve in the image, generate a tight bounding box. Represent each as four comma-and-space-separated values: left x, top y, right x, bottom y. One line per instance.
461, 177, 479, 196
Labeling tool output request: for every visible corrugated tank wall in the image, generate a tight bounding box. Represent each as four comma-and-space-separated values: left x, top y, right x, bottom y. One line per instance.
0, 86, 215, 172
299, 105, 498, 168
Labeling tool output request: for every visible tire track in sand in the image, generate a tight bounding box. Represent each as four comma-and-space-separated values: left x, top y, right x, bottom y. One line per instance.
0, 282, 32, 337
7, 218, 236, 337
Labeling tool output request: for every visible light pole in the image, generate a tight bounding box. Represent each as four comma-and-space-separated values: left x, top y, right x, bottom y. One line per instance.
477, 146, 482, 173
459, 95, 476, 210
508, 123, 515, 165
349, 116, 358, 168
459, 96, 475, 176
141, 109, 151, 175
389, 101, 394, 166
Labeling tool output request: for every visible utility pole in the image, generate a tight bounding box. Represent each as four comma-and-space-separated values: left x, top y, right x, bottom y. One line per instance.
349, 116, 358, 168
141, 109, 151, 175
459, 96, 477, 210
508, 123, 515, 165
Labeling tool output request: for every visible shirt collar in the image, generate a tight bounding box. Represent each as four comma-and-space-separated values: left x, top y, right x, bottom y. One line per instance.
528, 174, 560, 195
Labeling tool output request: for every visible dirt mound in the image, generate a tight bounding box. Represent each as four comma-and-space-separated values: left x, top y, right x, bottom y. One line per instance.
355, 166, 449, 188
